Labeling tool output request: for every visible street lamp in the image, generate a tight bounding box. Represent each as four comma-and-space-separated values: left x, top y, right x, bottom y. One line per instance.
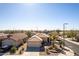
63, 23, 68, 38
63, 23, 68, 46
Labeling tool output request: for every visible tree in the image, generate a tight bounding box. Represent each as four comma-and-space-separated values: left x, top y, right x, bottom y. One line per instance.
49, 32, 58, 48
44, 29, 48, 34
26, 31, 32, 38
66, 30, 76, 39
49, 32, 65, 50
59, 40, 65, 49
49, 32, 58, 40
4, 30, 15, 34
75, 33, 79, 42
56, 30, 61, 35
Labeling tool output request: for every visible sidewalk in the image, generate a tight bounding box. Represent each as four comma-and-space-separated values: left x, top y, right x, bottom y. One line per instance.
22, 52, 40, 56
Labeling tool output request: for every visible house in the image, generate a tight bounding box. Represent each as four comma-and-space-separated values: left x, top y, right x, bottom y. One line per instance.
1, 33, 27, 49
0, 33, 8, 40
0, 33, 11, 52
57, 35, 63, 41
0, 33, 8, 47
35, 33, 49, 42
35, 33, 51, 46
27, 35, 43, 47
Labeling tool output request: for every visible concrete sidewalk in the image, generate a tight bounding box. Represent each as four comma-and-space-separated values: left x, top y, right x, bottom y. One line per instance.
22, 52, 40, 56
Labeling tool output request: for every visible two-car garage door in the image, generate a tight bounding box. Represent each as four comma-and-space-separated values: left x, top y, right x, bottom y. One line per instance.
27, 41, 42, 51
27, 41, 42, 47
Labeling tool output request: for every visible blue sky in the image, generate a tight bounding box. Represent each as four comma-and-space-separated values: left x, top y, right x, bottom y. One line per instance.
0, 3, 79, 30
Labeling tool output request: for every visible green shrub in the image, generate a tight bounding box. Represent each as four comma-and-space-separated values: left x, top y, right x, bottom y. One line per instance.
10, 46, 17, 54
66, 30, 76, 38
75, 34, 79, 42
59, 40, 65, 49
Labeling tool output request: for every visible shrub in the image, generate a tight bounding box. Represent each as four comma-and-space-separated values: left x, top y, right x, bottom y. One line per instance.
75, 34, 79, 42
66, 30, 76, 38
10, 46, 17, 54
59, 40, 65, 48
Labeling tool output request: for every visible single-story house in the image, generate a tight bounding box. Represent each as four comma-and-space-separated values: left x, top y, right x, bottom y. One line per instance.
35, 33, 49, 42
0, 33, 8, 47
1, 33, 27, 49
27, 35, 43, 47
0, 33, 8, 40
27, 35, 43, 51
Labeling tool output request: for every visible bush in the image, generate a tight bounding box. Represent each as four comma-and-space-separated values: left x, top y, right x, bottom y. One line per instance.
10, 46, 17, 54
59, 40, 65, 48
26, 31, 32, 38
66, 30, 76, 38
75, 34, 79, 42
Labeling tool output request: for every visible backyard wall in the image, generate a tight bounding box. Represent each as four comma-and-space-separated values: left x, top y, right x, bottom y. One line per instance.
3, 43, 27, 55
15, 43, 27, 55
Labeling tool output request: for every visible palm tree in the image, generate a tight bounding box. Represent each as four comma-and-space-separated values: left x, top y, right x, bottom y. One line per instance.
49, 34, 57, 48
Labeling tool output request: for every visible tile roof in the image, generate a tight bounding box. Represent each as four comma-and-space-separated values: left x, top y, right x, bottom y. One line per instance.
10, 33, 27, 41
36, 33, 49, 38
0, 33, 8, 40
28, 35, 43, 41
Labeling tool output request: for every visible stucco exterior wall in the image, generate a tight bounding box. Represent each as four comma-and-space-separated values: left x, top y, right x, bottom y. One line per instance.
2, 39, 17, 47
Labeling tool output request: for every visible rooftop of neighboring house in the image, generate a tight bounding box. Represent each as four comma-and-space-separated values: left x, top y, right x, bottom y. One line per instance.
10, 33, 28, 41
1, 33, 28, 46
0, 33, 8, 40
35, 33, 49, 38
28, 35, 43, 42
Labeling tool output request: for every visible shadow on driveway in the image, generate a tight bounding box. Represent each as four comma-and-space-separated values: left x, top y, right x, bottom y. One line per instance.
27, 47, 45, 52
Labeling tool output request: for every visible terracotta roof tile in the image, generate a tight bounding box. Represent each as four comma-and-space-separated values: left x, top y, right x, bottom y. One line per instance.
10, 33, 27, 41
0, 33, 8, 40
28, 35, 43, 41
36, 33, 49, 38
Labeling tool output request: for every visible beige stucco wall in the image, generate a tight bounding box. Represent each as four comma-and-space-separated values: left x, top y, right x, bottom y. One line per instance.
41, 37, 48, 41
27, 41, 42, 47
2, 39, 17, 46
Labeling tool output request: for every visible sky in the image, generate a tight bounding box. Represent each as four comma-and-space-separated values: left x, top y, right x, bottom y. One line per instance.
0, 3, 79, 30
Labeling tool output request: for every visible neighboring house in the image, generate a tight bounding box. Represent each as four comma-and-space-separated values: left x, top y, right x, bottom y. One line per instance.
0, 33, 8, 47
0, 33, 8, 40
2, 33, 28, 48
57, 35, 63, 41
27, 35, 43, 47
35, 33, 49, 42
0, 33, 10, 52
2, 39, 16, 48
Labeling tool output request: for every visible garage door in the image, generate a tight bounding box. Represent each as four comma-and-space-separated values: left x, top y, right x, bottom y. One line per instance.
27, 41, 42, 47
27, 47, 41, 52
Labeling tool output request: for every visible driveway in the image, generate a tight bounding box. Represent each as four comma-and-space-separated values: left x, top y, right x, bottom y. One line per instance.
27, 47, 44, 52
22, 47, 44, 56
